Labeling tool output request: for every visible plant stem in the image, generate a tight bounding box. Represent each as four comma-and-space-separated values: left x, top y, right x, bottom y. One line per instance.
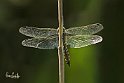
58, 0, 64, 83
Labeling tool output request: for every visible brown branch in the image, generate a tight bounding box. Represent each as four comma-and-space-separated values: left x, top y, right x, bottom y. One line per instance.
58, 0, 64, 83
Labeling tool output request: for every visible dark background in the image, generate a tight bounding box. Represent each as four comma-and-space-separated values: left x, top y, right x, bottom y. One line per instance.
0, 0, 124, 83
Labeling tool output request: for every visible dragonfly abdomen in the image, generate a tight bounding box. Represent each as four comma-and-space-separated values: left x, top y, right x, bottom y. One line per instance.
63, 43, 70, 66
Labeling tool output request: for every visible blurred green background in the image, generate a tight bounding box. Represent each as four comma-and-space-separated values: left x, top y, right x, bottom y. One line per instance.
0, 0, 124, 83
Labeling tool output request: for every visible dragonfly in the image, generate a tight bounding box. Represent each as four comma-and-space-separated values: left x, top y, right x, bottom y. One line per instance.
19, 23, 103, 66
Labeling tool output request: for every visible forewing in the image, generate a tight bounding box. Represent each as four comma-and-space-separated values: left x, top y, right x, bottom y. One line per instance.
21, 37, 58, 49
67, 35, 102, 48
66, 23, 103, 35
19, 26, 57, 38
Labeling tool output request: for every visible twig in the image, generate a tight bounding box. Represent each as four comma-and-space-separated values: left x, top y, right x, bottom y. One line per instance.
58, 0, 64, 83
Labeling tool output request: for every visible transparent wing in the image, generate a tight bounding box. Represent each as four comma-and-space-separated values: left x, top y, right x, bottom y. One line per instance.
19, 26, 57, 38
66, 23, 103, 35
21, 37, 58, 49
67, 35, 102, 48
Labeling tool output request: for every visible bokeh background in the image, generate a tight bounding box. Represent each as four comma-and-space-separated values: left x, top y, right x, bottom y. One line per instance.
0, 0, 124, 83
